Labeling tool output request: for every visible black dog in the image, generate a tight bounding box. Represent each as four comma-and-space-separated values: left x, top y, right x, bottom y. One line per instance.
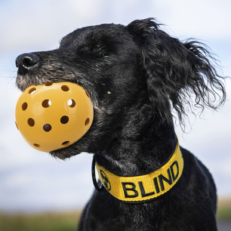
16, 18, 226, 231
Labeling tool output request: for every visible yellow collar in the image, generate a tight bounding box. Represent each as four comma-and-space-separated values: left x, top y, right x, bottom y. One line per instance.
94, 141, 184, 203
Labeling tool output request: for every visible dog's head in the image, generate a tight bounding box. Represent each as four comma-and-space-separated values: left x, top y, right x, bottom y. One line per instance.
16, 18, 226, 159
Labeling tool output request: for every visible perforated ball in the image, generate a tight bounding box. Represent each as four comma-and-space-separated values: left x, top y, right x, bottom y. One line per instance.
15, 82, 94, 152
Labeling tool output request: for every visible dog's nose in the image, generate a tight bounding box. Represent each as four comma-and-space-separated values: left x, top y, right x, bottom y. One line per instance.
16, 53, 40, 74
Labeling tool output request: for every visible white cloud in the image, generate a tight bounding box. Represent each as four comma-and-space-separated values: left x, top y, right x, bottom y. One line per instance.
1, 0, 231, 54
152, 0, 231, 38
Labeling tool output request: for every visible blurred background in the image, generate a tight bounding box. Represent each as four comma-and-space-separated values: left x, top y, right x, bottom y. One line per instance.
0, 0, 230, 230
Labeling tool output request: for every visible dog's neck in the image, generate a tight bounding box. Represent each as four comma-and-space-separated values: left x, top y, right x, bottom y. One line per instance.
95, 104, 177, 177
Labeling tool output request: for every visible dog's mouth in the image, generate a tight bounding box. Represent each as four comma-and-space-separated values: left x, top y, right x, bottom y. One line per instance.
16, 63, 77, 92
16, 75, 62, 93
16, 74, 77, 93
16, 73, 51, 92
16, 72, 94, 160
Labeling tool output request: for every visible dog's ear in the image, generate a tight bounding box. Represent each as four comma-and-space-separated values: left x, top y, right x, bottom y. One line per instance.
127, 18, 226, 124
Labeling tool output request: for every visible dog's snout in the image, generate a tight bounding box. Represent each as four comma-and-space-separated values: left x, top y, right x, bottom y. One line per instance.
16, 53, 40, 74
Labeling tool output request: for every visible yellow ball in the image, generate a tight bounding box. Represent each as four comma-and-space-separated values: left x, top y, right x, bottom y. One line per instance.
15, 82, 94, 152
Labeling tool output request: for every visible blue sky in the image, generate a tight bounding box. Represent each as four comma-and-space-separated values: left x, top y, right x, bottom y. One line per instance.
0, 0, 231, 212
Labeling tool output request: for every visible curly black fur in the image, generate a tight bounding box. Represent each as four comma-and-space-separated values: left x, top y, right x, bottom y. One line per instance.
16, 18, 226, 231
128, 19, 226, 125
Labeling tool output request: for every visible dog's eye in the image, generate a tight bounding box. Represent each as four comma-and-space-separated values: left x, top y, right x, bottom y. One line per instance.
78, 44, 108, 57
78, 45, 91, 53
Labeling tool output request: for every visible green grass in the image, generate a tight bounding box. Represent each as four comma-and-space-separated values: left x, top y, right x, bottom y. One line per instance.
217, 207, 231, 220
217, 199, 231, 220
0, 211, 81, 231
0, 200, 231, 231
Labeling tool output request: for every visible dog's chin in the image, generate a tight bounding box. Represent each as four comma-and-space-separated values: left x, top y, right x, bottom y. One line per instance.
50, 150, 71, 160
50, 149, 72, 160
50, 144, 80, 160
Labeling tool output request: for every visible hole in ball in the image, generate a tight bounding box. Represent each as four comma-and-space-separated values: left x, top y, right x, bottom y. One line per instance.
43, 124, 52, 132
22, 102, 28, 111
85, 91, 90, 98
85, 118, 90, 126
45, 82, 53, 86
68, 99, 76, 107
28, 88, 36, 94
33, 144, 40, 148
61, 85, 69, 92
60, 116, 69, 124
28, 118, 35, 127
62, 141, 70, 146
42, 99, 51, 108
